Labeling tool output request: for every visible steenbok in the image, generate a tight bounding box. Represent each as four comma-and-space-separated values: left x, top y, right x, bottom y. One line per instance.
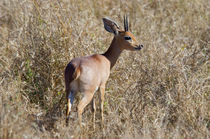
65, 15, 143, 128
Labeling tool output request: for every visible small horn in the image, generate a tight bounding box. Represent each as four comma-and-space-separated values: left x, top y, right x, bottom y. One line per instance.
124, 15, 129, 31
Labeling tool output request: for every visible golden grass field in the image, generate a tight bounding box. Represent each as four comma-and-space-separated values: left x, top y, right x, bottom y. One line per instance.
0, 0, 209, 138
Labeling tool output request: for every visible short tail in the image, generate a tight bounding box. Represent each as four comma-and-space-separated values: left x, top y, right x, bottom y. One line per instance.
64, 62, 80, 97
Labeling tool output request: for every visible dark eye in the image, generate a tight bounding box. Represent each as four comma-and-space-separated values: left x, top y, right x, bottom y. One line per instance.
124, 36, 132, 41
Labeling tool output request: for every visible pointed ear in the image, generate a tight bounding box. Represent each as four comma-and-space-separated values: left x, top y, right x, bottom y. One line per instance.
102, 17, 120, 35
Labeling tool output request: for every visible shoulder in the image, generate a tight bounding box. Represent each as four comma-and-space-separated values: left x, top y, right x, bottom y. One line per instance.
90, 54, 109, 63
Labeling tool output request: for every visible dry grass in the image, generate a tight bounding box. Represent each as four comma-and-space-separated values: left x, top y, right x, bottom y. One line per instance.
0, 0, 209, 138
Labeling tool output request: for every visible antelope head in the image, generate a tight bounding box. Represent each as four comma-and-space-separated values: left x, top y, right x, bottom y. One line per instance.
102, 15, 143, 51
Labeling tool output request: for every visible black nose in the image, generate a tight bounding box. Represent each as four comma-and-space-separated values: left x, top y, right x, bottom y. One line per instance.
135, 44, 143, 50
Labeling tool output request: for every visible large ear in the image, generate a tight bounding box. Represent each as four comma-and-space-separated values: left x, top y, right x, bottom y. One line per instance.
102, 17, 120, 35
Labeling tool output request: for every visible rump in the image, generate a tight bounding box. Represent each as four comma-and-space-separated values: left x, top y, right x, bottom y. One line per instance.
64, 62, 80, 97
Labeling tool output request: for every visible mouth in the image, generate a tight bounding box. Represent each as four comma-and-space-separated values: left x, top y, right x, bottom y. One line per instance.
135, 44, 143, 50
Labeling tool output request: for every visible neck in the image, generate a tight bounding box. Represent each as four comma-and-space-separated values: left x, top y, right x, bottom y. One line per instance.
102, 37, 123, 69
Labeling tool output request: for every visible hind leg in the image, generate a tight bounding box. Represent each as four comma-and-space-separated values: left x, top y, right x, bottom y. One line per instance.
77, 92, 94, 128
91, 97, 96, 130
66, 90, 75, 126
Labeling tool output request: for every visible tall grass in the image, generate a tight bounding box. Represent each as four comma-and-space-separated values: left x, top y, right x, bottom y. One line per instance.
0, 0, 209, 138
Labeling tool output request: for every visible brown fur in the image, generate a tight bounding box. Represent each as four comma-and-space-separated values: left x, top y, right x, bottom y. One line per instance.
65, 17, 143, 128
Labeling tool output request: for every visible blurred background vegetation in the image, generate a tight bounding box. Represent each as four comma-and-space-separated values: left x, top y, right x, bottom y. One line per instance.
0, 0, 209, 138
